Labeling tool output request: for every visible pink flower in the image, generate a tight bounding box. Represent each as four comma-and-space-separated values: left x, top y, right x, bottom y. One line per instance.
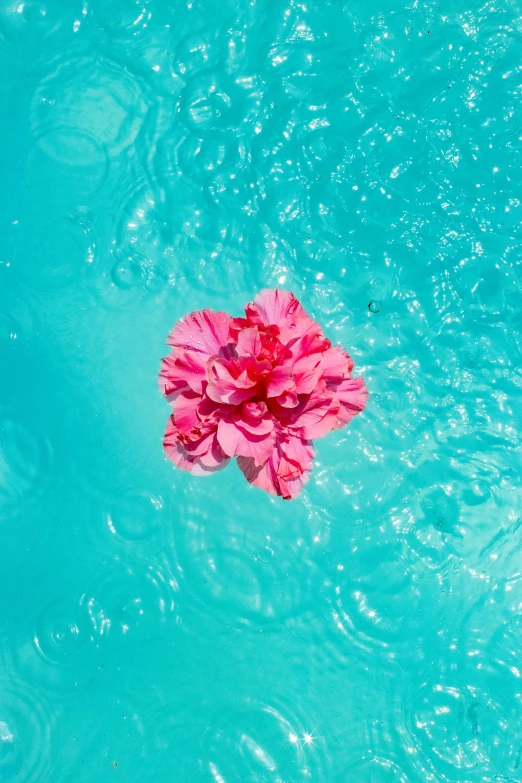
159, 290, 368, 499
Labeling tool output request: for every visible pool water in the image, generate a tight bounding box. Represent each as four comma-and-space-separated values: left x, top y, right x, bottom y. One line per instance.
1, 0, 521, 780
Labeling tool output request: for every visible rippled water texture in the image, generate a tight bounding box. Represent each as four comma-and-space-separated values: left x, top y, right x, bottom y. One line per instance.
1, 0, 521, 780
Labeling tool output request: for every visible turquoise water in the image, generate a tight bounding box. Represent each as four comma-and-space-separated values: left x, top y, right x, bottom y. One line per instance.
1, 0, 521, 779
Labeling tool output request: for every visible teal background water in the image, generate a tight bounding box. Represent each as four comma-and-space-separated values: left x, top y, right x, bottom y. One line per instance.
1, 0, 521, 780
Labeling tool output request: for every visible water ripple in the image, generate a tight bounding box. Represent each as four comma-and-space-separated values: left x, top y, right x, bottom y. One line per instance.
14, 218, 94, 294
0, 676, 54, 783
81, 557, 179, 638
175, 474, 322, 627
107, 488, 165, 543
321, 533, 451, 663
0, 416, 52, 516
30, 56, 146, 158
337, 755, 409, 783
201, 700, 329, 782
0, 0, 80, 50
2, 0, 522, 780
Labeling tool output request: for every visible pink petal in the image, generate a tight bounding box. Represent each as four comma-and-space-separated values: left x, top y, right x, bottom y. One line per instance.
289, 329, 329, 362
275, 390, 299, 408
237, 454, 281, 497
173, 390, 202, 434
280, 435, 315, 472
236, 327, 263, 358
277, 316, 323, 347
236, 402, 274, 435
320, 345, 354, 382
158, 353, 189, 399
300, 397, 340, 439
168, 309, 234, 355
206, 357, 258, 405
277, 468, 313, 499
281, 328, 327, 392
250, 289, 308, 325
265, 364, 295, 398
163, 417, 229, 476
164, 310, 235, 395
241, 400, 268, 420
173, 350, 209, 395
217, 417, 276, 466
242, 305, 264, 328
333, 376, 369, 427
287, 388, 335, 430
237, 434, 315, 499
293, 363, 323, 396
197, 395, 234, 424
186, 430, 229, 468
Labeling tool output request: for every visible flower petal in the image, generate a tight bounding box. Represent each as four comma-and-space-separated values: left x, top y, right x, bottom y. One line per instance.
279, 434, 315, 473
275, 390, 299, 408
237, 434, 315, 499
168, 309, 234, 355
172, 350, 209, 395
300, 396, 340, 439
236, 402, 274, 435
165, 310, 235, 395
333, 376, 369, 427
163, 417, 229, 475
206, 357, 258, 405
173, 390, 202, 435
265, 365, 295, 398
250, 289, 308, 325
237, 454, 280, 496
217, 416, 276, 466
236, 327, 263, 358
158, 352, 189, 399
320, 345, 354, 382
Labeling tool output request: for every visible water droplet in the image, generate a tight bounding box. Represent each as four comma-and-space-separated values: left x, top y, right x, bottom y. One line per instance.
68, 206, 93, 231
289, 323, 296, 330
368, 300, 382, 314
255, 546, 275, 564
435, 517, 445, 529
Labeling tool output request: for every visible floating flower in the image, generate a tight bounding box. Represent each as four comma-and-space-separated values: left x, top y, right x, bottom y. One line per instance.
159, 289, 368, 499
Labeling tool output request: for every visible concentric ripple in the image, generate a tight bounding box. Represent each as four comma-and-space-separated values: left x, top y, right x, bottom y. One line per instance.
0, 0, 80, 49
0, 417, 52, 515
18, 599, 93, 693
14, 218, 94, 294
30, 56, 146, 159
179, 71, 263, 133
408, 671, 522, 781
320, 530, 451, 662
107, 488, 165, 542
81, 558, 179, 638
110, 183, 176, 295
201, 700, 329, 782
25, 129, 109, 203
337, 755, 409, 783
0, 677, 54, 783
174, 473, 321, 627
93, 0, 151, 38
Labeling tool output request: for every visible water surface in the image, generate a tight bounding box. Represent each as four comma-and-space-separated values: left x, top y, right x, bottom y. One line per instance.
0, 0, 521, 780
